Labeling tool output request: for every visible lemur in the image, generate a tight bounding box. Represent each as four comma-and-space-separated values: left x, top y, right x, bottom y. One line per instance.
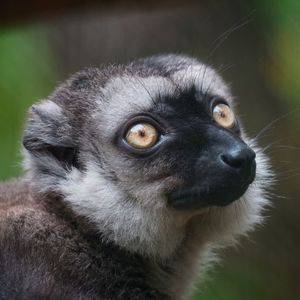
0, 54, 272, 299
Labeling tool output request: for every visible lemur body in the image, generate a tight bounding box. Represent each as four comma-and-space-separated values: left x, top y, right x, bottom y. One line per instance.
0, 55, 272, 299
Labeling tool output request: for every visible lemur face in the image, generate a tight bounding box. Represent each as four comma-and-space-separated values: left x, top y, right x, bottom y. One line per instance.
87, 64, 256, 212
23, 55, 271, 257
112, 83, 256, 210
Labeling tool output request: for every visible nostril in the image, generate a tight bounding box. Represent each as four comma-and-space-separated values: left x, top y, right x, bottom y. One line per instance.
220, 153, 243, 169
220, 148, 256, 171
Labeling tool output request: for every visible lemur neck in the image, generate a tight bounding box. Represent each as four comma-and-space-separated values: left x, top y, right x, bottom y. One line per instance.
151, 218, 212, 300
40, 190, 208, 300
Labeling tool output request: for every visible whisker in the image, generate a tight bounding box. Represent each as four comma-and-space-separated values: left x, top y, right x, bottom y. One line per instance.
255, 142, 278, 154
276, 173, 300, 181
253, 109, 299, 141
207, 15, 253, 59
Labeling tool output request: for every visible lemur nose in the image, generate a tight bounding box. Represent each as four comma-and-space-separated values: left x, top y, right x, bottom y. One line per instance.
220, 148, 256, 181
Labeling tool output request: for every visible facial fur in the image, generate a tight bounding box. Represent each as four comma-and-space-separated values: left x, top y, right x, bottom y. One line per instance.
22, 54, 272, 266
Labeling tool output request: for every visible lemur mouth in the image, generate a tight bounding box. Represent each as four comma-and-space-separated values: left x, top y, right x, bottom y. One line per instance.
167, 165, 256, 210
167, 182, 251, 209
168, 140, 257, 210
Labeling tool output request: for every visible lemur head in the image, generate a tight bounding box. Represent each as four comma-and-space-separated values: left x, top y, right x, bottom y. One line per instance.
23, 55, 272, 259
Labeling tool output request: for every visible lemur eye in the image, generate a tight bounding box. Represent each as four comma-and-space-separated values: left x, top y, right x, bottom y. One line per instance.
125, 123, 159, 149
213, 103, 236, 129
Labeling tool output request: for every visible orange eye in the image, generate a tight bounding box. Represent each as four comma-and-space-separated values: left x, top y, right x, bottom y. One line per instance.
125, 123, 159, 149
213, 103, 236, 129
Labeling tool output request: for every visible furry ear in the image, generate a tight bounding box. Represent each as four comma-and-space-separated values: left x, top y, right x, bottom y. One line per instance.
22, 100, 79, 188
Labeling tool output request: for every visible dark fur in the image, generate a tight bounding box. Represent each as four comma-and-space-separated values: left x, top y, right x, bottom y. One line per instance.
0, 54, 269, 299
1, 55, 198, 299
0, 180, 169, 299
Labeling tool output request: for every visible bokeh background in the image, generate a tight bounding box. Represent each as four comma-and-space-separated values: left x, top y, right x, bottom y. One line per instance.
0, 0, 299, 299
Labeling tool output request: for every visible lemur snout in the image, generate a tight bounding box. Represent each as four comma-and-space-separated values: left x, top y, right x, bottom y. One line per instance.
167, 134, 257, 210
220, 147, 256, 184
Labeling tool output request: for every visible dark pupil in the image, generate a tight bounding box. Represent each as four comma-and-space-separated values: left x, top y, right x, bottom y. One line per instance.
139, 130, 146, 137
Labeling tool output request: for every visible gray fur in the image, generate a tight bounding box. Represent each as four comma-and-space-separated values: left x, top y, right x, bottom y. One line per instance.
1, 54, 272, 299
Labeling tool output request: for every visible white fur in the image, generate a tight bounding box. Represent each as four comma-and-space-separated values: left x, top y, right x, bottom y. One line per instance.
94, 75, 175, 137
172, 65, 232, 102
59, 164, 187, 259
35, 99, 63, 116
23, 60, 273, 299
55, 140, 271, 298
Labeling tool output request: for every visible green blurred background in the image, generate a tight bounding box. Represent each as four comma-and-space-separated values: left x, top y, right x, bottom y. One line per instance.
0, 1, 299, 299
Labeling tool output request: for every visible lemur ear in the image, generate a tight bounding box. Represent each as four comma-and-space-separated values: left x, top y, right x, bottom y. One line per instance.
23, 100, 79, 169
